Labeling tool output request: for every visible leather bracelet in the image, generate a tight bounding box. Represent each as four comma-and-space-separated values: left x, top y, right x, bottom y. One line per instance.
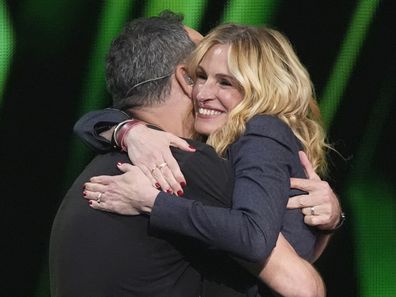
114, 119, 144, 151
320, 211, 346, 234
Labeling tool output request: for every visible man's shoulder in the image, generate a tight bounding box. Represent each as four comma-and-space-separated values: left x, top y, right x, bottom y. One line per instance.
171, 139, 222, 165
75, 152, 129, 183
171, 139, 233, 208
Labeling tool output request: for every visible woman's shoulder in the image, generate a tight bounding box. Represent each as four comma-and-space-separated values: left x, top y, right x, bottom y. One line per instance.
245, 115, 292, 137
241, 115, 301, 151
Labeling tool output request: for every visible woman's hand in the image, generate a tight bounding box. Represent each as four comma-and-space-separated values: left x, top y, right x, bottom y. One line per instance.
83, 163, 160, 215
288, 151, 342, 230
122, 124, 195, 195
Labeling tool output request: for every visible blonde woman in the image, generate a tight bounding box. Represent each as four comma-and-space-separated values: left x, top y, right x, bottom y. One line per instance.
83, 23, 341, 296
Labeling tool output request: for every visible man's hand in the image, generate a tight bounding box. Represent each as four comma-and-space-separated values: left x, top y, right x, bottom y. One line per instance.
288, 151, 342, 231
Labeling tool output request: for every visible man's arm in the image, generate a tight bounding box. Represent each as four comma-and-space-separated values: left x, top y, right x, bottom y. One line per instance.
259, 234, 325, 297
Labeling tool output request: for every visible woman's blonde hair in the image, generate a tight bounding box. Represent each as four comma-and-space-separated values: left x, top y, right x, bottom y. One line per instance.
187, 23, 331, 176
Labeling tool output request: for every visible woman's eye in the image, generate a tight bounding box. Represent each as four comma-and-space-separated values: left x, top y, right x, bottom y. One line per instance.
219, 79, 232, 86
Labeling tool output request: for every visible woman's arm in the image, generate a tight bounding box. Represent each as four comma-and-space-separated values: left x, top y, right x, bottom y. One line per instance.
84, 116, 338, 263
85, 117, 301, 262
73, 108, 130, 152
73, 108, 193, 192
84, 163, 325, 296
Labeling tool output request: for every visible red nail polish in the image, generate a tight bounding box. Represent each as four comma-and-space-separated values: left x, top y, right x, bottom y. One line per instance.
155, 183, 161, 188
180, 181, 186, 188
88, 200, 92, 205
177, 190, 184, 197
166, 189, 173, 194
83, 191, 87, 197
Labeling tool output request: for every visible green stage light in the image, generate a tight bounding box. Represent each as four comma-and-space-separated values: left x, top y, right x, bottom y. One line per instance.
65, 1, 134, 187
319, 0, 380, 130
0, 1, 14, 107
346, 72, 396, 297
144, 0, 207, 28
222, 0, 278, 25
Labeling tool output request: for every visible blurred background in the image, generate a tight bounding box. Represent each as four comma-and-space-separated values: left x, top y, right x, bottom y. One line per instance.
1, 0, 395, 296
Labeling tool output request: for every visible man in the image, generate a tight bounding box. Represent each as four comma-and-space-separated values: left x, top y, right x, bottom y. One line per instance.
50, 11, 342, 297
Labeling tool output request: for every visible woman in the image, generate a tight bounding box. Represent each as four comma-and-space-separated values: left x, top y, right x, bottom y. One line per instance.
84, 23, 335, 295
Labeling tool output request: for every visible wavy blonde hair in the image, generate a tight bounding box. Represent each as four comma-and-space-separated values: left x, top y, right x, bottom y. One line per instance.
187, 24, 330, 176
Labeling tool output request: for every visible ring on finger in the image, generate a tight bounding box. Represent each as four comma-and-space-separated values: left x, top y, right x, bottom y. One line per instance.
157, 162, 168, 170
97, 192, 103, 203
310, 206, 316, 216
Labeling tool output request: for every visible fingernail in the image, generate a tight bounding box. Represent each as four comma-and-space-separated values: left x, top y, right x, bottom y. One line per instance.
166, 189, 173, 194
177, 190, 184, 197
88, 200, 92, 205
188, 145, 196, 150
180, 181, 186, 188
83, 191, 87, 197
117, 162, 122, 166
155, 183, 161, 188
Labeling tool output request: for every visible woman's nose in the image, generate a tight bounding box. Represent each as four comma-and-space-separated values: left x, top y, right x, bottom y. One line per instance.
196, 81, 216, 101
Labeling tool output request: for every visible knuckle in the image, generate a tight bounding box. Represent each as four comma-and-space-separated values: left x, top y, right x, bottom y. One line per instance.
322, 181, 330, 188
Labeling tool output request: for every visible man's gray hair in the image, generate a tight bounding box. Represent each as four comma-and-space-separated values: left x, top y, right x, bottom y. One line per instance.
105, 10, 196, 109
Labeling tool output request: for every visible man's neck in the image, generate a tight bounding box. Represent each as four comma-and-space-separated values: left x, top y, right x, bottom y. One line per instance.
131, 100, 194, 138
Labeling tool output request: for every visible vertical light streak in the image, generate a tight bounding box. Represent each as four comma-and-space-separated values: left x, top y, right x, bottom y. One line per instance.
317, 0, 394, 295
65, 1, 134, 186
319, 0, 380, 129
348, 75, 396, 297
222, 0, 278, 25
0, 1, 14, 107
77, 1, 135, 114
144, 0, 207, 28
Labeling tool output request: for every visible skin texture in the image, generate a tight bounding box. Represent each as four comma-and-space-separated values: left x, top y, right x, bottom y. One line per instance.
193, 44, 243, 135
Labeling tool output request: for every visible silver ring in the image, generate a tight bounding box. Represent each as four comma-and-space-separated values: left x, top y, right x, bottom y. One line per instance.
310, 206, 316, 216
97, 192, 103, 203
157, 162, 168, 170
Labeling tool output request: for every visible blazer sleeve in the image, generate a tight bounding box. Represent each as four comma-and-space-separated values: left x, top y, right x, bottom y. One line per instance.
150, 116, 297, 263
73, 108, 130, 153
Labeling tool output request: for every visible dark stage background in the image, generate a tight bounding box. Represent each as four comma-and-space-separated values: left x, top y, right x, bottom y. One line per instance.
1, 1, 395, 296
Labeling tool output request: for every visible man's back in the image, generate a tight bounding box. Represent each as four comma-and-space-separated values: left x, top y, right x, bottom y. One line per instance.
49, 141, 253, 297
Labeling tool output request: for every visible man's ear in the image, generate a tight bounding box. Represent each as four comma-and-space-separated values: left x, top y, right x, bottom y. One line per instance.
175, 64, 193, 98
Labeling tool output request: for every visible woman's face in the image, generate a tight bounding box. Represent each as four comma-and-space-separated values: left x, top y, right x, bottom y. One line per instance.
192, 44, 243, 136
